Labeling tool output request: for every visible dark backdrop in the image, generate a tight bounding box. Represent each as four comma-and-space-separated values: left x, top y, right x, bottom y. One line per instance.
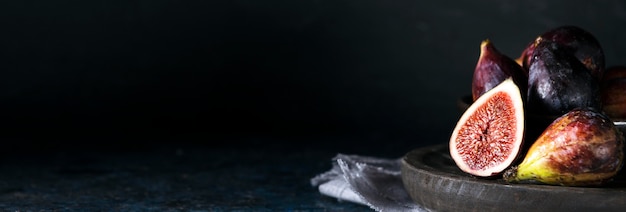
2, 0, 626, 154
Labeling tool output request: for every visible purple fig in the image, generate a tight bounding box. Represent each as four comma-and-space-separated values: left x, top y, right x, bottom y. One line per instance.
527, 41, 601, 116
518, 25, 605, 81
472, 40, 527, 101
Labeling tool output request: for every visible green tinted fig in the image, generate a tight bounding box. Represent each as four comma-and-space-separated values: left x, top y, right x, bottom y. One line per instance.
504, 108, 623, 186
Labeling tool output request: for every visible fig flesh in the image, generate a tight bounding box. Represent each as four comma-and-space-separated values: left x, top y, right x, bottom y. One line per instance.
472, 40, 526, 101
503, 108, 624, 186
527, 41, 601, 116
518, 25, 605, 80
450, 78, 525, 177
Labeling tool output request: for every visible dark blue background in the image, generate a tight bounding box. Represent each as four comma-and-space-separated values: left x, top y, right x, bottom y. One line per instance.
2, 0, 626, 154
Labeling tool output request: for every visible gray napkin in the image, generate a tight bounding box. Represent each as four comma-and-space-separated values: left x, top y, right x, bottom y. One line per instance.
310, 154, 427, 212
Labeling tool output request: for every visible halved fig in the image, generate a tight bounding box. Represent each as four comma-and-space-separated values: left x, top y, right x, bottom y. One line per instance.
472, 40, 526, 101
450, 78, 525, 177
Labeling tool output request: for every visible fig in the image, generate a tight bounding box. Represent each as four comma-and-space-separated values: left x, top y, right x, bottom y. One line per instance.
527, 41, 601, 116
503, 108, 624, 186
450, 78, 525, 177
601, 78, 626, 119
600, 66, 626, 118
602, 66, 626, 83
472, 40, 527, 101
518, 25, 605, 80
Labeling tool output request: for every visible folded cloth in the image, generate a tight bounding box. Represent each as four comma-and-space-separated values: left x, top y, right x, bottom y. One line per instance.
311, 154, 427, 212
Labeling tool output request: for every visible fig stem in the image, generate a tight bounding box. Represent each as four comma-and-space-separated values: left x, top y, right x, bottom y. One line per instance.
503, 166, 519, 182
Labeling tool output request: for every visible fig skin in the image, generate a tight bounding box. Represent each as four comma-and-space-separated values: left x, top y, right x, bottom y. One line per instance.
602, 66, 626, 83
451, 78, 525, 177
601, 78, 626, 119
527, 41, 601, 116
503, 108, 624, 186
472, 40, 527, 101
518, 25, 605, 80
600, 66, 626, 118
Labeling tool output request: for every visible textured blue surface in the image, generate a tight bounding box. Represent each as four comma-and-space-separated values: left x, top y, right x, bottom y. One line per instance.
0, 146, 372, 211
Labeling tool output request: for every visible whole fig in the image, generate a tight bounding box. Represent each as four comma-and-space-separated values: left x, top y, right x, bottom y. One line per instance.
527, 41, 601, 116
600, 66, 626, 118
602, 66, 626, 82
518, 25, 605, 80
503, 108, 624, 186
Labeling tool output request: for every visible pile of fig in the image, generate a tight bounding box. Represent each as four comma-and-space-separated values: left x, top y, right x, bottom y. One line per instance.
449, 25, 625, 186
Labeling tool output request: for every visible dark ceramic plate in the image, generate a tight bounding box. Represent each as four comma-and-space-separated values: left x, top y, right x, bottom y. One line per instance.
401, 144, 626, 212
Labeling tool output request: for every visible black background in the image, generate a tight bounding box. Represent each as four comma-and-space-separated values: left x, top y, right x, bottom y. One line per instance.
2, 0, 626, 155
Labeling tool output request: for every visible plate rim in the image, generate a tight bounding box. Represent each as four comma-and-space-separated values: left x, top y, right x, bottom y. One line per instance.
401, 144, 626, 211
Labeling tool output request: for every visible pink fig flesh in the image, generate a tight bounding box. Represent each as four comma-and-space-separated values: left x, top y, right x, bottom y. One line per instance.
451, 78, 525, 177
